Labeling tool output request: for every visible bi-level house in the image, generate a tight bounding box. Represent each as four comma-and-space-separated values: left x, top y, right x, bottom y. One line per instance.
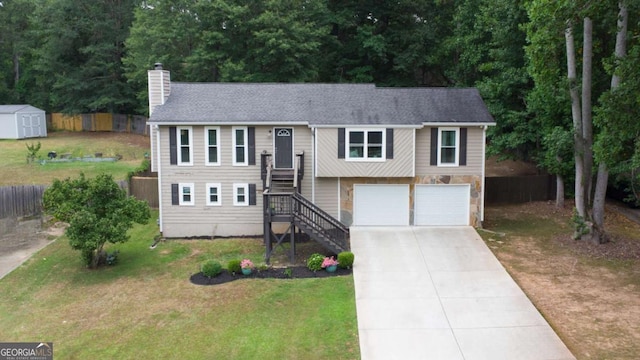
147, 64, 495, 259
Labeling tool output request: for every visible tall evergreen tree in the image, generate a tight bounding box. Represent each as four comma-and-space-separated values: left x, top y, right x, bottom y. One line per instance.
30, 0, 137, 114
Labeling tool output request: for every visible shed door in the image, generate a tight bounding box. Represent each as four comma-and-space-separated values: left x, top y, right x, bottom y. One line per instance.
353, 184, 410, 226
414, 184, 470, 226
274, 128, 293, 169
21, 115, 32, 137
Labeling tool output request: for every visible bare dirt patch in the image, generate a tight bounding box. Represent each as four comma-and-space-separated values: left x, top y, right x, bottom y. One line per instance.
485, 156, 540, 177
483, 202, 640, 359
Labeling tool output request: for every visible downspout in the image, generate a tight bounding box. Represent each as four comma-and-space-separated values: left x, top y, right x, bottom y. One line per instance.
480, 125, 487, 225
311, 127, 316, 203
338, 176, 341, 222
156, 125, 163, 233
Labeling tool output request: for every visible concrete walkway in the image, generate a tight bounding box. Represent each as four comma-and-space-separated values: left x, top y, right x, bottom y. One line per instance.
351, 226, 575, 360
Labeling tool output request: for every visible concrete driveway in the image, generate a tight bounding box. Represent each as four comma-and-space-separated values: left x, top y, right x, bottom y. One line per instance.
350, 226, 575, 360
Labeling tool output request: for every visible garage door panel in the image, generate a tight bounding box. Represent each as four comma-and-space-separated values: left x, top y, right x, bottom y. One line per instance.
415, 185, 469, 226
354, 185, 409, 226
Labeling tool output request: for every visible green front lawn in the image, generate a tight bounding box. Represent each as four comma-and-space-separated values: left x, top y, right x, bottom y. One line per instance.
0, 211, 359, 359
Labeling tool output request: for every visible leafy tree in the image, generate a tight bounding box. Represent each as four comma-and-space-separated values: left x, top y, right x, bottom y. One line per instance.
324, 0, 454, 85
447, 0, 533, 161
0, 0, 38, 104
526, 0, 630, 242
27, 0, 138, 114
43, 173, 150, 268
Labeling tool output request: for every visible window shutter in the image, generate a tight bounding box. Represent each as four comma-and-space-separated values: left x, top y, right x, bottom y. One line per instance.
249, 184, 257, 205
169, 127, 177, 165
459, 128, 467, 166
430, 128, 438, 165
171, 183, 179, 205
248, 127, 256, 165
338, 128, 345, 159
386, 128, 394, 159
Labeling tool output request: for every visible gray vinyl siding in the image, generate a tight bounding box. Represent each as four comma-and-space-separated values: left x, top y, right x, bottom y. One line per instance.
315, 128, 414, 177
415, 126, 484, 176
159, 125, 313, 237
313, 177, 339, 219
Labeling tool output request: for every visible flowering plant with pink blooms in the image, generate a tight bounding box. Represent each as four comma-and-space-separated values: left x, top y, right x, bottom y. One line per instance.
240, 259, 254, 269
321, 256, 339, 268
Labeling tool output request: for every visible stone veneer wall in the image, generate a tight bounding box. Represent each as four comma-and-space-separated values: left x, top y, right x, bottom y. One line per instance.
339, 175, 482, 227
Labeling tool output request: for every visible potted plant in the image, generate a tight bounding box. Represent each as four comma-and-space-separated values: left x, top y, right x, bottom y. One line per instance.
240, 259, 254, 275
322, 256, 339, 273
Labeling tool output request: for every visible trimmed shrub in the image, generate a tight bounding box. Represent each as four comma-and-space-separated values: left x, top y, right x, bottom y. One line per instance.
227, 259, 242, 274
337, 251, 354, 269
306, 253, 325, 272
201, 260, 222, 278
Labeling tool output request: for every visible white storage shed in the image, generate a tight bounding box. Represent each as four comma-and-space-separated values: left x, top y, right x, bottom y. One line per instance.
0, 105, 47, 139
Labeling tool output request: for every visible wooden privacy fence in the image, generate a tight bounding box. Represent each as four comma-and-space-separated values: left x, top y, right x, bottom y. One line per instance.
0, 185, 47, 218
129, 176, 159, 208
0, 180, 131, 219
485, 174, 556, 204
49, 113, 148, 135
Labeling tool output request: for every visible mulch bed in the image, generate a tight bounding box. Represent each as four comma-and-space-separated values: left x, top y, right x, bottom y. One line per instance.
190, 266, 353, 286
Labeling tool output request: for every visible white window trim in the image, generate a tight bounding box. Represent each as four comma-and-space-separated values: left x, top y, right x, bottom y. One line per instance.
205, 126, 221, 166
177, 126, 193, 166
437, 127, 459, 167
345, 128, 386, 162
179, 182, 195, 206
232, 126, 248, 166
205, 183, 222, 206
233, 183, 249, 206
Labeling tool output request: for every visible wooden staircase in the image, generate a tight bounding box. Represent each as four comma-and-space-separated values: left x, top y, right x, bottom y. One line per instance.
261, 152, 349, 263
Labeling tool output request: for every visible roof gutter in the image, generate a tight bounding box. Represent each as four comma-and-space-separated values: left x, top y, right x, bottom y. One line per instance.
421, 122, 496, 127
147, 121, 309, 126
311, 124, 421, 129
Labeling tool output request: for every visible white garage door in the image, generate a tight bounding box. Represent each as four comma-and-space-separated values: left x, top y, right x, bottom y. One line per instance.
353, 184, 410, 226
414, 184, 470, 226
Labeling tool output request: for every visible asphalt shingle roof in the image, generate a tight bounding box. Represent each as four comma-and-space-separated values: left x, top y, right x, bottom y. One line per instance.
149, 83, 495, 126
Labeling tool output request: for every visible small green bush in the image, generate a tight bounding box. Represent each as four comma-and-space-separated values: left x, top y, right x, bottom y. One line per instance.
337, 251, 354, 269
201, 260, 222, 278
306, 253, 325, 272
227, 259, 242, 274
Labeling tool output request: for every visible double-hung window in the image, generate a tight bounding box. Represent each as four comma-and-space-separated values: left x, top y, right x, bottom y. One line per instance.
177, 127, 193, 166
438, 128, 459, 166
233, 127, 248, 166
179, 183, 195, 206
233, 183, 248, 206
347, 129, 385, 161
206, 183, 221, 206
205, 127, 220, 166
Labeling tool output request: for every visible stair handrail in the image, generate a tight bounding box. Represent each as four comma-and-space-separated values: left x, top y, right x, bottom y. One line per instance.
291, 192, 349, 252
292, 192, 348, 231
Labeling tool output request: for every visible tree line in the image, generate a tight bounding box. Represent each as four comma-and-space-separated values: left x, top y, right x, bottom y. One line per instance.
1, 0, 639, 242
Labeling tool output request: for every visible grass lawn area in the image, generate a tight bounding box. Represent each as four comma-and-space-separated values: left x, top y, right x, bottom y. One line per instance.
0, 211, 360, 359
0, 131, 150, 186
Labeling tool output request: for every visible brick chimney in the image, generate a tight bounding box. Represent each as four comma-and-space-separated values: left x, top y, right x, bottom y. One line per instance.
147, 63, 170, 116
